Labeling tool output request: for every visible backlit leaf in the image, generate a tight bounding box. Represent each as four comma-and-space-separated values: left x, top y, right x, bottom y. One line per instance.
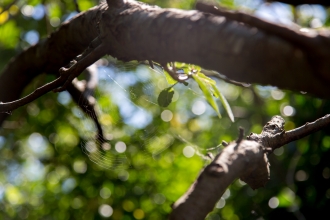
192, 74, 221, 118
211, 84, 234, 122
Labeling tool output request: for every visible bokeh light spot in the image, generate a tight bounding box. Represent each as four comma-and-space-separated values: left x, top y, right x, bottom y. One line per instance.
322, 167, 330, 179
100, 187, 111, 199
271, 90, 285, 100
153, 193, 166, 205
115, 141, 126, 153
133, 209, 145, 219
161, 110, 173, 122
122, 200, 135, 212
295, 170, 308, 181
216, 197, 226, 209
192, 100, 206, 115
273, 147, 284, 156
50, 17, 60, 27
21, 5, 34, 17
282, 105, 295, 117
73, 160, 87, 174
268, 197, 279, 209
99, 204, 113, 218
24, 30, 39, 45
183, 146, 195, 158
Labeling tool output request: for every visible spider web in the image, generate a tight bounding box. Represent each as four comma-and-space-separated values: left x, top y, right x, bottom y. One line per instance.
76, 58, 219, 170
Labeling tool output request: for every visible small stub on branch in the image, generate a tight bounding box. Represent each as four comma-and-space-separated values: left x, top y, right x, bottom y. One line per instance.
247, 115, 285, 152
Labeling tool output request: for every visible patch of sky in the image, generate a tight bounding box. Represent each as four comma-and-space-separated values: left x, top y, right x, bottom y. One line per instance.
98, 66, 115, 81
32, 4, 45, 20
255, 2, 294, 25
234, 0, 263, 9
7, 162, 21, 184
0, 136, 5, 149
28, 133, 47, 155
297, 4, 327, 22
62, 178, 77, 193
0, 184, 4, 201
72, 106, 83, 118
64, 12, 78, 22
115, 71, 138, 88
109, 85, 152, 128
256, 85, 276, 98
57, 91, 71, 105
136, 65, 154, 82
124, 108, 153, 129
23, 158, 45, 181
24, 30, 39, 45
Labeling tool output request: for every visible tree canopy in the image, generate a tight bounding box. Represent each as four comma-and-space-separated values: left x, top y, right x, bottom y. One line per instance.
0, 0, 330, 219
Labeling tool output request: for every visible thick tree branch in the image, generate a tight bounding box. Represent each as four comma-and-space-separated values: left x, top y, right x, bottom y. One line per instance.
170, 114, 330, 219
170, 140, 268, 220
267, 0, 330, 6
1, 0, 330, 122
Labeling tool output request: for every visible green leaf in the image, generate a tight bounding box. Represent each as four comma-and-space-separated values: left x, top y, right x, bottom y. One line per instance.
158, 87, 175, 107
211, 84, 235, 122
196, 72, 216, 85
163, 70, 178, 85
192, 74, 221, 118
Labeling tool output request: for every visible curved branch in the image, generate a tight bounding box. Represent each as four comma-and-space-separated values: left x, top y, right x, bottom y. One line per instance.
248, 114, 330, 150
1, 0, 330, 123
170, 140, 268, 220
267, 0, 330, 6
170, 114, 330, 219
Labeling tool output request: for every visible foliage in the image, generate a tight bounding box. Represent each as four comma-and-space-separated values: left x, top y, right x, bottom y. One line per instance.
0, 0, 330, 219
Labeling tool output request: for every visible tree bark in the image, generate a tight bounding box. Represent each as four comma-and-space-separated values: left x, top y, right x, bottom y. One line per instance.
268, 0, 330, 6
1, 1, 330, 125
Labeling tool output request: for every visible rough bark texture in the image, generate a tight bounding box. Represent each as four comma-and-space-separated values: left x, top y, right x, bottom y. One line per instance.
1, 0, 330, 124
1, 1, 330, 219
170, 114, 330, 219
268, 0, 330, 6
169, 140, 267, 220
0, 3, 105, 122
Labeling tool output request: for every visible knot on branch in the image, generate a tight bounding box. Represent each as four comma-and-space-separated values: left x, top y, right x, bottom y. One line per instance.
247, 115, 285, 152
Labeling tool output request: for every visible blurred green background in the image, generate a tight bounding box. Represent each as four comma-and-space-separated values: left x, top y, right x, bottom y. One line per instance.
1, 0, 330, 219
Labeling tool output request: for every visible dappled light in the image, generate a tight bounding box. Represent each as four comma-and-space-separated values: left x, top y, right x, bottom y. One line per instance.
0, 0, 330, 219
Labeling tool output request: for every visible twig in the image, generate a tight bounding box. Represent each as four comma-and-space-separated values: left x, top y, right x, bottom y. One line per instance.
236, 127, 245, 143
161, 63, 189, 83
0, 36, 105, 113
73, 0, 81, 13
0, 74, 66, 113
170, 114, 330, 219
201, 69, 250, 87
282, 114, 330, 145
53, 36, 105, 92
68, 69, 106, 146
247, 114, 330, 151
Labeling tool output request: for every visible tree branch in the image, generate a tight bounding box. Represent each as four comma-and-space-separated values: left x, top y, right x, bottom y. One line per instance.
170, 114, 330, 219
248, 114, 330, 150
170, 140, 268, 220
1, 0, 330, 122
66, 64, 107, 146
267, 0, 330, 6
